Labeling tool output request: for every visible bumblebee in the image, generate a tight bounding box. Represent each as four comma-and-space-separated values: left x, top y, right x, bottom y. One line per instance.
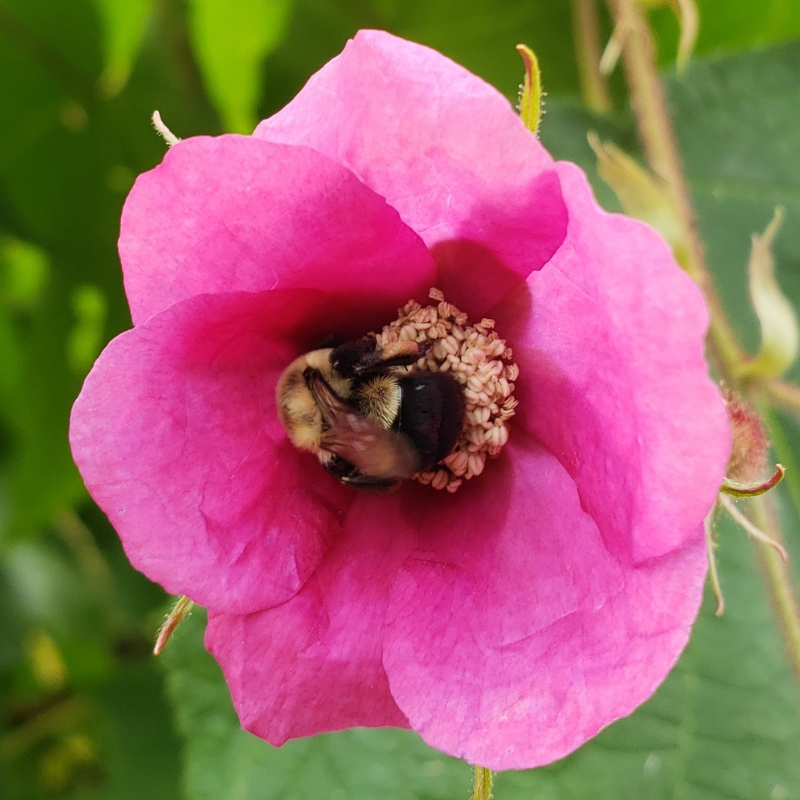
276, 336, 465, 490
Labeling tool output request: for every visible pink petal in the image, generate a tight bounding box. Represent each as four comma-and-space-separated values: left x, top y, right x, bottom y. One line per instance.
70, 289, 373, 614
254, 30, 567, 317
382, 435, 707, 770
120, 134, 437, 325
496, 162, 731, 563
205, 495, 419, 741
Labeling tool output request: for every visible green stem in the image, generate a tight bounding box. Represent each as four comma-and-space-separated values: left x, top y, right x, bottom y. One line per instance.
749, 496, 800, 687
763, 377, 800, 421
762, 406, 800, 518
720, 495, 788, 562
470, 766, 493, 800
570, 0, 613, 114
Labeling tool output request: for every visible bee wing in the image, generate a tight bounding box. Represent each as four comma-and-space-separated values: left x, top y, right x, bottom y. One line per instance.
306, 369, 420, 480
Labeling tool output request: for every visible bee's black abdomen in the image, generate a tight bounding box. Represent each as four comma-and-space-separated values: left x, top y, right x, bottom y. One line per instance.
396, 372, 465, 470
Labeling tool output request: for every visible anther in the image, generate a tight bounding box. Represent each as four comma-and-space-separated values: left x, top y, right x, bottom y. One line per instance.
376, 288, 519, 491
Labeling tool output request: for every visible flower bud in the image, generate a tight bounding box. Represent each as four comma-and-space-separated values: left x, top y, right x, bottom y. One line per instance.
723, 388, 769, 484
738, 207, 799, 379
516, 44, 542, 134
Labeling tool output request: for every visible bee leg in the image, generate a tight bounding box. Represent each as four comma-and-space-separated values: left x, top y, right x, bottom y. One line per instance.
353, 339, 435, 375
328, 338, 379, 378
340, 473, 400, 492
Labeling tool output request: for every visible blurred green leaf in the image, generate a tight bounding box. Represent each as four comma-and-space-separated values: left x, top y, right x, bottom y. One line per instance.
187, 0, 293, 132
92, 0, 155, 97
74, 663, 182, 800
0, 508, 180, 799
68, 285, 108, 375
4, 540, 102, 641
0, 0, 218, 541
652, 0, 800, 61
0, 238, 49, 415
0, 0, 102, 87
0, 237, 49, 311
1, 662, 182, 800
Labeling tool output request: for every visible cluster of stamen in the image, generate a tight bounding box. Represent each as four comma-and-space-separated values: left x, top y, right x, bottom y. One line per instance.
375, 288, 518, 492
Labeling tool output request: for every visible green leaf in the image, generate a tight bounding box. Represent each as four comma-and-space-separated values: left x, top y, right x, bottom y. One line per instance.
0, 522, 181, 800
0, 237, 49, 409
161, 514, 800, 800
652, 0, 800, 59
76, 663, 183, 800
0, 237, 49, 311
2, 663, 182, 800
91, 0, 155, 97
186, 0, 293, 133
0, 0, 216, 541
67, 285, 108, 375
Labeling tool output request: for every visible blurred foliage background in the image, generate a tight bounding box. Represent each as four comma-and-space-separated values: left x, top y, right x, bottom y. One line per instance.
1, 0, 800, 798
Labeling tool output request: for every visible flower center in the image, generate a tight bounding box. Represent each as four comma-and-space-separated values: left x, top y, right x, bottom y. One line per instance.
376, 288, 518, 492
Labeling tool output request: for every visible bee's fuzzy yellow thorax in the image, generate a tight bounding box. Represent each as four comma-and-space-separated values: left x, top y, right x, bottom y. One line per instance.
355, 375, 402, 429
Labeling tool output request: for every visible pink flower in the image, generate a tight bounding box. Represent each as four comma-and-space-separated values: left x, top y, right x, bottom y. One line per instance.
70, 31, 731, 770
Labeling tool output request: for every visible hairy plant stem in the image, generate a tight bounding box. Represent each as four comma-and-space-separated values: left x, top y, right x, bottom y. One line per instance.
607, 0, 742, 386
763, 377, 800, 421
570, 0, 612, 114
470, 766, 493, 800
606, 0, 800, 696
750, 495, 800, 687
